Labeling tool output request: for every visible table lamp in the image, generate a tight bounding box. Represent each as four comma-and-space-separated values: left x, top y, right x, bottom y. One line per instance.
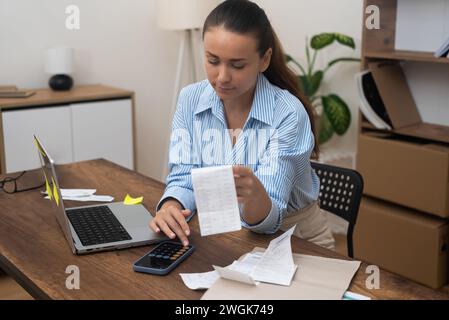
44, 46, 74, 91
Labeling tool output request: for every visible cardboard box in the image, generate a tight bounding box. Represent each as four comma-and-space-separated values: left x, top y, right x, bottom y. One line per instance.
354, 196, 449, 289
357, 133, 449, 218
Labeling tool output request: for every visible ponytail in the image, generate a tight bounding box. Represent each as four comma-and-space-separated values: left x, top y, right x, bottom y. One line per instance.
263, 31, 319, 158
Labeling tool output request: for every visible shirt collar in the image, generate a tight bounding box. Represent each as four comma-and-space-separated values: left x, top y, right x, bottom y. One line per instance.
195, 73, 275, 126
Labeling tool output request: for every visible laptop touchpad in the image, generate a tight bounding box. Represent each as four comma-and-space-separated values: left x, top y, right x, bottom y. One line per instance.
108, 203, 152, 228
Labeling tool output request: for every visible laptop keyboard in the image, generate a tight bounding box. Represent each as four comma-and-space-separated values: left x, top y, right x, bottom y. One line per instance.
66, 206, 132, 246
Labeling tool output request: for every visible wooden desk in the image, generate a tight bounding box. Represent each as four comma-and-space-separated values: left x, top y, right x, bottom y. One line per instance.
0, 159, 448, 299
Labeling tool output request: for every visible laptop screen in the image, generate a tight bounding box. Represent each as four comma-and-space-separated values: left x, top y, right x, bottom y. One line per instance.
34, 135, 76, 252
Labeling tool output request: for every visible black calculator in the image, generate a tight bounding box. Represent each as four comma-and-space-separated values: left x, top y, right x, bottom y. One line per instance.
133, 241, 195, 275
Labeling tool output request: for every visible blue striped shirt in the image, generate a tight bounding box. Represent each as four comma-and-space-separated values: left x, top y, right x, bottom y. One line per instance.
157, 73, 320, 234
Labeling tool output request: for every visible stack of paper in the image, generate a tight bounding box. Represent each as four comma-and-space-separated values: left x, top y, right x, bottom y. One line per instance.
181, 226, 298, 288
434, 35, 449, 57
179, 226, 362, 300
44, 189, 114, 202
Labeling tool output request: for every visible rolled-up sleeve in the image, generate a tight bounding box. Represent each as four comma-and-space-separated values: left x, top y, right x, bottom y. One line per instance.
243, 104, 314, 234
241, 199, 280, 233
156, 88, 198, 219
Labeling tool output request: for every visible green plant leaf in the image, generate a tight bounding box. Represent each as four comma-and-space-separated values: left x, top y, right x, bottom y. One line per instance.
308, 71, 323, 97
318, 111, 334, 144
310, 33, 335, 50
297, 75, 307, 96
321, 94, 351, 135
327, 57, 360, 68
334, 33, 355, 49
299, 71, 323, 98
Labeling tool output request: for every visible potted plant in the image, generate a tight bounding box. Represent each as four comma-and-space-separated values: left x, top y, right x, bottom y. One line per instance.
286, 33, 360, 144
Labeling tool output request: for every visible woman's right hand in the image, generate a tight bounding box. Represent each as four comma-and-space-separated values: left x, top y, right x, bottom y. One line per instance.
149, 200, 191, 246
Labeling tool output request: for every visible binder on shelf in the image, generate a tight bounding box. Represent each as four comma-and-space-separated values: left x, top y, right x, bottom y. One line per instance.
367, 61, 449, 144
355, 70, 392, 130
434, 35, 449, 58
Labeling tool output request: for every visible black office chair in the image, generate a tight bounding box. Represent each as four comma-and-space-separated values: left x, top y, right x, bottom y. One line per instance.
311, 161, 364, 258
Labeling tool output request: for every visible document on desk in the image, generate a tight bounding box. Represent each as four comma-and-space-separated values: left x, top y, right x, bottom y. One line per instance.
201, 247, 362, 300
191, 166, 241, 236
179, 261, 259, 290
49, 195, 114, 202
179, 270, 220, 290
43, 188, 114, 202
43, 188, 96, 197
213, 264, 259, 286
179, 226, 297, 291
212, 226, 297, 286
250, 225, 297, 286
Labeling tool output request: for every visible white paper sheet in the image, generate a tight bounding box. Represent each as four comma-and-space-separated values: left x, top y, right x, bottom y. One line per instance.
251, 225, 297, 286
43, 188, 96, 197
228, 252, 263, 275
180, 227, 298, 292
43, 188, 113, 202
55, 195, 114, 202
45, 195, 114, 202
191, 166, 241, 236
179, 270, 220, 290
213, 265, 259, 286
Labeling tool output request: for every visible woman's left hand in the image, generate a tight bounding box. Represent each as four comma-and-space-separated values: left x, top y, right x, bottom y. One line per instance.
232, 166, 271, 224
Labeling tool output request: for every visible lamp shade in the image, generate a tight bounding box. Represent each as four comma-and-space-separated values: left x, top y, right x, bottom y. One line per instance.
157, 0, 220, 30
44, 46, 73, 75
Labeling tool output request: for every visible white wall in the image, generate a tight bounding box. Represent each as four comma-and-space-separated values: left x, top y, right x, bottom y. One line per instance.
0, 0, 363, 182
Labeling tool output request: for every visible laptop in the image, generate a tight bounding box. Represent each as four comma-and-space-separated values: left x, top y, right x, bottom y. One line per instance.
34, 135, 166, 255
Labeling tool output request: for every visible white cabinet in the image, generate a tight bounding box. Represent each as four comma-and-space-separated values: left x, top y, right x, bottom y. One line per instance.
2, 106, 73, 172
1, 96, 134, 173
71, 99, 133, 169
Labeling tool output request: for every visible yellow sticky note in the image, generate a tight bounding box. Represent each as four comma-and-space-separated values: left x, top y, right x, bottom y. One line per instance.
123, 194, 143, 205
34, 139, 46, 158
52, 177, 59, 207
45, 178, 53, 201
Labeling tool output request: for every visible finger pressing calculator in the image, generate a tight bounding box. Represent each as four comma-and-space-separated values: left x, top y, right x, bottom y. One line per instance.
133, 241, 195, 275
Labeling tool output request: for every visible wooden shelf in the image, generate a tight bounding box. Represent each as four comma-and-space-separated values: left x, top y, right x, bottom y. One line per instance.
361, 120, 379, 130
0, 85, 133, 110
364, 50, 449, 64
361, 121, 449, 144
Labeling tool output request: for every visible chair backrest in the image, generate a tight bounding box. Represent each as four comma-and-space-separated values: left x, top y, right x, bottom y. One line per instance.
311, 161, 364, 258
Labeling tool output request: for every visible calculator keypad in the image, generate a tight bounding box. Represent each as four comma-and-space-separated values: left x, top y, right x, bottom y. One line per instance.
148, 243, 189, 261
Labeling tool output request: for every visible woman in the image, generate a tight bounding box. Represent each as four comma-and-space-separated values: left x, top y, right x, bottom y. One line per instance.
149, 0, 335, 250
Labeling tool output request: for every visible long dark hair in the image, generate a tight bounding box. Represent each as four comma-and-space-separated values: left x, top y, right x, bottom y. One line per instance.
202, 0, 318, 158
